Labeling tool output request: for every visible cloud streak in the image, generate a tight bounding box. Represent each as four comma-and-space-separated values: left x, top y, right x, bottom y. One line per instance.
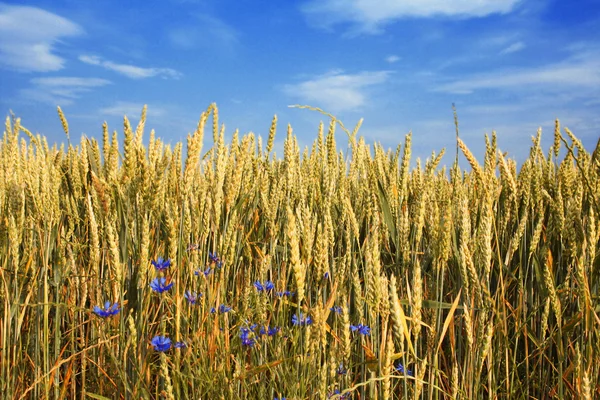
283, 70, 391, 112
500, 41, 526, 55
0, 5, 82, 72
79, 55, 182, 79
21, 77, 112, 105
167, 14, 238, 51
99, 101, 166, 118
302, 0, 521, 33
436, 53, 600, 94
386, 55, 400, 63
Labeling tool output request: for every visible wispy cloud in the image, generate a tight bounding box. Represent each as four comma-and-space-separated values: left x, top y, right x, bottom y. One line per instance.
436, 52, 600, 94
385, 55, 401, 63
79, 55, 182, 79
302, 0, 522, 33
0, 5, 82, 72
283, 70, 391, 112
500, 41, 526, 55
21, 77, 112, 105
167, 14, 238, 51
99, 101, 166, 118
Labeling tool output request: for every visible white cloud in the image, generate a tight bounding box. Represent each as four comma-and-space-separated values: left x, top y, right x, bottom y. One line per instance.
21, 77, 111, 105
0, 5, 82, 72
500, 41, 526, 55
436, 54, 600, 94
79, 55, 182, 79
167, 14, 238, 51
302, 0, 521, 33
283, 70, 391, 112
386, 55, 400, 63
99, 101, 166, 118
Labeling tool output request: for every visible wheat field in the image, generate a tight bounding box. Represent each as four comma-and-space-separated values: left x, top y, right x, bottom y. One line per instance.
0, 104, 598, 399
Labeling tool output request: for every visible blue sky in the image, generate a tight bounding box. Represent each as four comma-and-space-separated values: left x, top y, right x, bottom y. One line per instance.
1, 0, 599, 165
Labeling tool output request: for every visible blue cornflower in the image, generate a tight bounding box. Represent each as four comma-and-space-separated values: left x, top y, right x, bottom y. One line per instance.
328, 389, 350, 399
274, 398, 286, 400
267, 327, 280, 336
92, 301, 120, 318
350, 324, 371, 336
239, 326, 255, 347
151, 336, 171, 352
208, 252, 223, 268
210, 307, 216, 313
240, 327, 251, 338
324, 272, 330, 279
184, 291, 201, 304
336, 362, 347, 375
330, 305, 343, 314
150, 277, 174, 293
276, 290, 293, 297
396, 363, 413, 376
292, 313, 313, 326
219, 304, 232, 313
194, 266, 212, 276
174, 341, 186, 348
151, 257, 171, 271
254, 280, 275, 292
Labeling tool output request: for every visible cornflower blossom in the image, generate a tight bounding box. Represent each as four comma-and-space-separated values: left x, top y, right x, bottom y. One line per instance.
194, 267, 211, 276
151, 336, 171, 352
93, 301, 120, 318
292, 313, 313, 326
276, 290, 293, 297
254, 280, 275, 292
219, 304, 232, 313
184, 291, 202, 304
208, 252, 223, 268
151, 257, 171, 271
240, 327, 252, 336
336, 363, 347, 375
350, 324, 371, 336
239, 327, 256, 347
396, 363, 413, 376
257, 326, 279, 336
212, 304, 232, 314
174, 341, 187, 349
193, 266, 212, 276
328, 389, 351, 399
274, 398, 287, 400
324, 272, 330, 279
150, 277, 174, 293
330, 305, 343, 314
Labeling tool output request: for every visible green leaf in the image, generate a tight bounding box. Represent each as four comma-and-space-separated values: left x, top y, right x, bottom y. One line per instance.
87, 393, 112, 400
